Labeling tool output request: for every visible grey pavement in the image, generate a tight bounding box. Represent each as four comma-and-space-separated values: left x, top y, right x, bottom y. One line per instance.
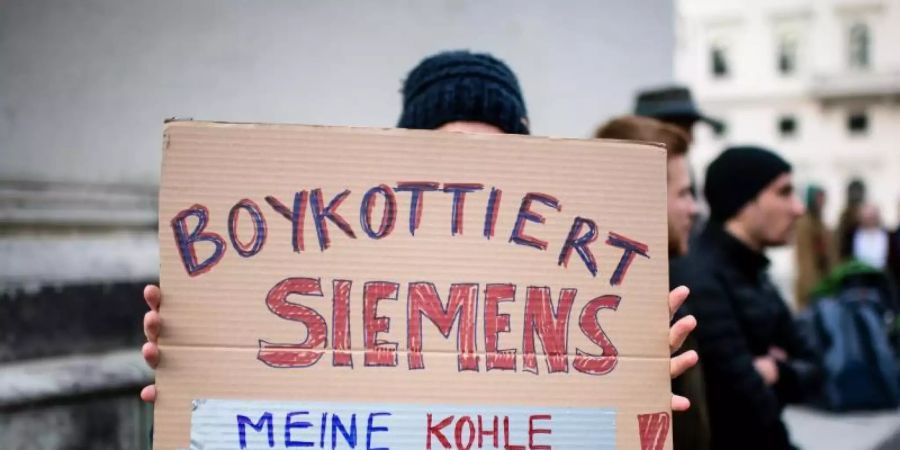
785, 405, 900, 450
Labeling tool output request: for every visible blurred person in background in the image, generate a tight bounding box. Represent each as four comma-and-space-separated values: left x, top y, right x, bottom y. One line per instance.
594, 116, 698, 258
837, 178, 867, 261
852, 203, 890, 271
633, 85, 722, 230
139, 50, 699, 413
794, 185, 837, 310
673, 146, 822, 450
595, 115, 707, 450
633, 85, 724, 142
891, 199, 900, 288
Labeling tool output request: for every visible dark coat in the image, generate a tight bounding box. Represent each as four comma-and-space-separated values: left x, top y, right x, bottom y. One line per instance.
670, 253, 711, 450
671, 332, 711, 450
672, 223, 822, 450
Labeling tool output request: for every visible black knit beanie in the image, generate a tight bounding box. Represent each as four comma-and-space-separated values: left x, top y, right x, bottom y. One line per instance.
704, 146, 792, 222
398, 50, 529, 134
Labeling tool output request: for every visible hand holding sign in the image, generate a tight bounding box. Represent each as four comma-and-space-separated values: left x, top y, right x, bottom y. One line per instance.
140, 284, 161, 404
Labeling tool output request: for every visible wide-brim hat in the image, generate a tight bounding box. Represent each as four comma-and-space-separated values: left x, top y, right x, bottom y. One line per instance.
634, 85, 723, 133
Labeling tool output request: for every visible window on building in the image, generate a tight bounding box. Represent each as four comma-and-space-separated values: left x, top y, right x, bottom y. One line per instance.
847, 111, 869, 136
778, 115, 798, 138
711, 43, 730, 78
848, 23, 870, 69
778, 33, 798, 75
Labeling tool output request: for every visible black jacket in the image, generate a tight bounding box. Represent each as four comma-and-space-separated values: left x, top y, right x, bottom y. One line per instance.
670, 255, 711, 450
672, 223, 822, 450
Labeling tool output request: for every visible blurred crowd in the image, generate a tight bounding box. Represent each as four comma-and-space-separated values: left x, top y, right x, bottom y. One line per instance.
797, 178, 900, 308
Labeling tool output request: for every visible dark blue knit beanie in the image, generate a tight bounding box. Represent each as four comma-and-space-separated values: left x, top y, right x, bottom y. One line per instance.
704, 145, 792, 222
398, 50, 529, 134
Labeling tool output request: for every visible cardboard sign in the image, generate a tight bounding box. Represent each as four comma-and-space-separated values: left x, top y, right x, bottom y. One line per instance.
156, 121, 671, 449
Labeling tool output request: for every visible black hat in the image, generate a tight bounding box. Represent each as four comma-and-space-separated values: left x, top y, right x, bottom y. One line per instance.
398, 50, 529, 134
704, 146, 792, 222
634, 86, 723, 133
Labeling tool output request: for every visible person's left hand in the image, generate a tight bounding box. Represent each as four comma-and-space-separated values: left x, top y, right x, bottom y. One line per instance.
668, 285, 698, 412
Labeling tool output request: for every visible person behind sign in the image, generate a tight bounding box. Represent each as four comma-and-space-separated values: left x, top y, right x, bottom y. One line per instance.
594, 116, 708, 450
140, 50, 699, 413
672, 146, 822, 450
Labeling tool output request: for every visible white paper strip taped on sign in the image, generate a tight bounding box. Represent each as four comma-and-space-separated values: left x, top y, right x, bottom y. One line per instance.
190, 399, 616, 450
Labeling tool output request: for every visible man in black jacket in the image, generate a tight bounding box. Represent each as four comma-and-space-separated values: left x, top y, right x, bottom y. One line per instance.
673, 146, 822, 450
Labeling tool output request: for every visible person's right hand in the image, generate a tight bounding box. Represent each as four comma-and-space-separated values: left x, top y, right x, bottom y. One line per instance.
140, 284, 161, 403
753, 355, 779, 386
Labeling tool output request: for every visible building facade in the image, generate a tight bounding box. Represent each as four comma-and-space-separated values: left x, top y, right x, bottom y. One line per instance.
675, 0, 900, 304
